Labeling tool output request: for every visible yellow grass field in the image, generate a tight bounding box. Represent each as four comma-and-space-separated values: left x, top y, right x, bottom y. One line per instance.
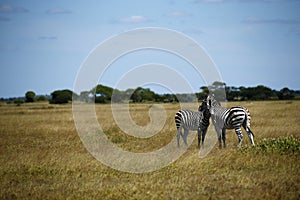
0, 101, 299, 199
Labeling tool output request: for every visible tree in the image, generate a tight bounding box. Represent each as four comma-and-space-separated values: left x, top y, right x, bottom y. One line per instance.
25, 91, 36, 102
49, 89, 73, 104
130, 87, 144, 103
79, 91, 93, 102
111, 89, 127, 103
200, 86, 209, 94
14, 99, 24, 106
94, 84, 113, 103
209, 81, 226, 101
140, 88, 156, 102
238, 85, 276, 100
36, 95, 47, 101
254, 85, 274, 100
277, 87, 295, 100
196, 86, 209, 101
226, 86, 240, 101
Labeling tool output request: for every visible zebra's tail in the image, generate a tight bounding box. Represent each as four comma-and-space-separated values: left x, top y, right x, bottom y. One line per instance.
175, 111, 182, 130
244, 107, 254, 137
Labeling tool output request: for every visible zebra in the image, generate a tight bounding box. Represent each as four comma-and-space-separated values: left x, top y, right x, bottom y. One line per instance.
174, 99, 211, 148
206, 93, 255, 148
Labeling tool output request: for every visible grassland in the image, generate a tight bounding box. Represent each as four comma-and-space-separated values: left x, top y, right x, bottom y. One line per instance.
0, 101, 299, 199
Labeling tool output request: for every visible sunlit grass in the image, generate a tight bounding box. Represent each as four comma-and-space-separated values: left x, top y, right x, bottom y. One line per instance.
0, 101, 299, 199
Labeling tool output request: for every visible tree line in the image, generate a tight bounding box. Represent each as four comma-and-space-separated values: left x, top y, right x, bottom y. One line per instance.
1, 81, 299, 105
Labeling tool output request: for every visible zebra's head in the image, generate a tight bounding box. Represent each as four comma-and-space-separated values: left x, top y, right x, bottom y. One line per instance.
198, 95, 208, 112
206, 93, 220, 115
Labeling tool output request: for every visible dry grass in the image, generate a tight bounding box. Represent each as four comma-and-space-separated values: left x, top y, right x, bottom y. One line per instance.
0, 101, 299, 199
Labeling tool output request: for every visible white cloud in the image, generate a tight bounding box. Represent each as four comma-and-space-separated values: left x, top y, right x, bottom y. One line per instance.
119, 16, 148, 23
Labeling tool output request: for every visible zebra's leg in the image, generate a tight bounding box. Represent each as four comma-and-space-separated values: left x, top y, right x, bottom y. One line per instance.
234, 127, 243, 147
243, 123, 255, 146
183, 129, 189, 146
214, 126, 222, 148
201, 128, 208, 149
197, 128, 201, 149
177, 127, 182, 147
221, 128, 226, 148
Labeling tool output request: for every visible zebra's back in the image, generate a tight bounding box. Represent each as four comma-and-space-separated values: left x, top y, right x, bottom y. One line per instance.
214, 106, 250, 129
175, 110, 203, 131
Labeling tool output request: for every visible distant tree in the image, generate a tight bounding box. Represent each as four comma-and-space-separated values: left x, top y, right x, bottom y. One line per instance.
226, 86, 240, 101
277, 87, 295, 100
49, 89, 73, 104
196, 86, 209, 101
111, 89, 127, 103
36, 95, 47, 101
239, 85, 276, 100
130, 87, 144, 103
209, 81, 226, 101
79, 91, 93, 102
153, 93, 164, 102
254, 85, 274, 100
94, 84, 114, 103
176, 93, 197, 102
127, 87, 157, 103
25, 91, 36, 102
161, 93, 178, 103
140, 88, 156, 102
14, 99, 24, 106
200, 86, 209, 94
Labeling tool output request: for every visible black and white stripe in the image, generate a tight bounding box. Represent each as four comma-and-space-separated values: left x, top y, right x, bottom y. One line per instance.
175, 99, 211, 148
207, 94, 255, 148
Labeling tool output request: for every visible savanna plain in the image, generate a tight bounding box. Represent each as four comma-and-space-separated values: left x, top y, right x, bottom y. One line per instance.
0, 100, 299, 199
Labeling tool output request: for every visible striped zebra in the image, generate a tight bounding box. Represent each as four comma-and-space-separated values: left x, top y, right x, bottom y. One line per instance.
206, 94, 255, 148
175, 99, 211, 148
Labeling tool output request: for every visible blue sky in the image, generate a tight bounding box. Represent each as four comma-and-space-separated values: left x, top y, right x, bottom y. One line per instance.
0, 0, 300, 98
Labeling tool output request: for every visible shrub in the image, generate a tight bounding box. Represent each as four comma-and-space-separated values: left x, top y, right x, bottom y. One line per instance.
14, 99, 24, 106
49, 89, 73, 104
25, 91, 36, 102
242, 136, 300, 155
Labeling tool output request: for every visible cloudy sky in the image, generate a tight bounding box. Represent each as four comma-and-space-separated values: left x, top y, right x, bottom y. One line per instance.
0, 0, 300, 98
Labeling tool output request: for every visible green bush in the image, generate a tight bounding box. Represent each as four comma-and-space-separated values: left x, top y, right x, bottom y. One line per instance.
49, 89, 73, 104
242, 136, 300, 155
14, 99, 24, 106
25, 91, 36, 102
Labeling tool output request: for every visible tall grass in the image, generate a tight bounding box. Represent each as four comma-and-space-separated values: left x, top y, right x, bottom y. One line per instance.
0, 101, 299, 199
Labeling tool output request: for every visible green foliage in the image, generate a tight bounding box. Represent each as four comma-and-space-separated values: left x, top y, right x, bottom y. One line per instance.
242, 136, 300, 155
225, 85, 297, 101
277, 87, 295, 100
74, 83, 298, 104
25, 91, 36, 102
209, 81, 226, 101
49, 89, 73, 104
111, 136, 124, 143
130, 87, 157, 102
94, 84, 113, 103
14, 99, 24, 106
240, 85, 275, 100
36, 95, 47, 101
176, 93, 197, 102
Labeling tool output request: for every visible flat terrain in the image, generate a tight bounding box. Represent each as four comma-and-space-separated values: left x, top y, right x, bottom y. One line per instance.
0, 101, 299, 199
